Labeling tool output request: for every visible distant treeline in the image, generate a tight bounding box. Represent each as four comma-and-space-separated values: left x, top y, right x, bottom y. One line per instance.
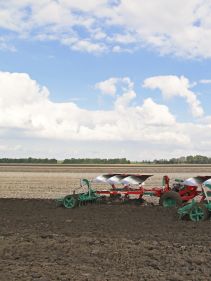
0, 155, 211, 164
0, 158, 57, 164
140, 155, 211, 164
63, 158, 130, 164
0, 157, 130, 164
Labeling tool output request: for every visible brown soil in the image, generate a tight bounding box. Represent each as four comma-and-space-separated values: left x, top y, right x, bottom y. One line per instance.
0, 199, 211, 281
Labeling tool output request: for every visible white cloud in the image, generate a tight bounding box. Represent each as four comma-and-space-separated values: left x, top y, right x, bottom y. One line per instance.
108, 33, 137, 44
112, 0, 211, 58
0, 71, 182, 144
0, 144, 22, 152
1, 71, 211, 159
143, 75, 204, 118
136, 98, 176, 126
95, 77, 134, 97
1, 1, 211, 57
95, 78, 118, 96
0, 37, 16, 52
69, 39, 107, 54
199, 79, 211, 84
115, 90, 136, 111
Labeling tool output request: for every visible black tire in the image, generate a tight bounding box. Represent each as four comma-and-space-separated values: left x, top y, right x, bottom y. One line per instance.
159, 191, 183, 208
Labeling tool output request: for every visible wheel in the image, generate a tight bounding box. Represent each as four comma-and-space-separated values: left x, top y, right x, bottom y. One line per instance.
189, 203, 209, 222
159, 191, 182, 207
63, 195, 78, 208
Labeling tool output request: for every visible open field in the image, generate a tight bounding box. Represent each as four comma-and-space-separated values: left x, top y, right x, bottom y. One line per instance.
0, 164, 211, 199
1, 165, 211, 281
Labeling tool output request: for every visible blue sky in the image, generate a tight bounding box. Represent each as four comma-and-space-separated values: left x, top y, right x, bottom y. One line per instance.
0, 0, 211, 160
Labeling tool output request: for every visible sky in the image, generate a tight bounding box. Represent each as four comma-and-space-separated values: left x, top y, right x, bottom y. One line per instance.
0, 0, 211, 161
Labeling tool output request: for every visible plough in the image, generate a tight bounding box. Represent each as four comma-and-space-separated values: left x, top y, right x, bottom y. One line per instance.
57, 174, 211, 209
178, 179, 211, 221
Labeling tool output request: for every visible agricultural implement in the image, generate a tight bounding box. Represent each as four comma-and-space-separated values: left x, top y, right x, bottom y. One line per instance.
57, 174, 211, 208
95, 174, 169, 204
57, 179, 100, 208
160, 175, 211, 207
178, 179, 211, 221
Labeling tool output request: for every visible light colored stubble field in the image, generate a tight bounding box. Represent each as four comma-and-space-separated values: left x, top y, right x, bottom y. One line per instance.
0, 165, 211, 199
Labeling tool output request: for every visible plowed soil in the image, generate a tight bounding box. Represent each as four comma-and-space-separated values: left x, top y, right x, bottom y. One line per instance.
0, 199, 211, 281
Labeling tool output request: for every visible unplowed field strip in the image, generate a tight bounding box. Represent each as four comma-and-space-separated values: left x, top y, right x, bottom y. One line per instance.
0, 164, 211, 199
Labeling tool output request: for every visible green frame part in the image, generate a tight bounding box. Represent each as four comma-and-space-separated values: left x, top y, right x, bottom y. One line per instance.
79, 178, 100, 202
178, 200, 197, 218
143, 191, 154, 196
57, 178, 100, 208
178, 200, 211, 221
206, 201, 211, 211
189, 205, 205, 221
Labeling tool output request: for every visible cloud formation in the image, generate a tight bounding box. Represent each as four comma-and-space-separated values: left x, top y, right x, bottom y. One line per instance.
0, 36, 16, 52
95, 78, 118, 96
0, 71, 183, 144
1, 1, 211, 57
95, 77, 134, 97
143, 75, 204, 117
200, 79, 211, 84
0, 71, 211, 159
